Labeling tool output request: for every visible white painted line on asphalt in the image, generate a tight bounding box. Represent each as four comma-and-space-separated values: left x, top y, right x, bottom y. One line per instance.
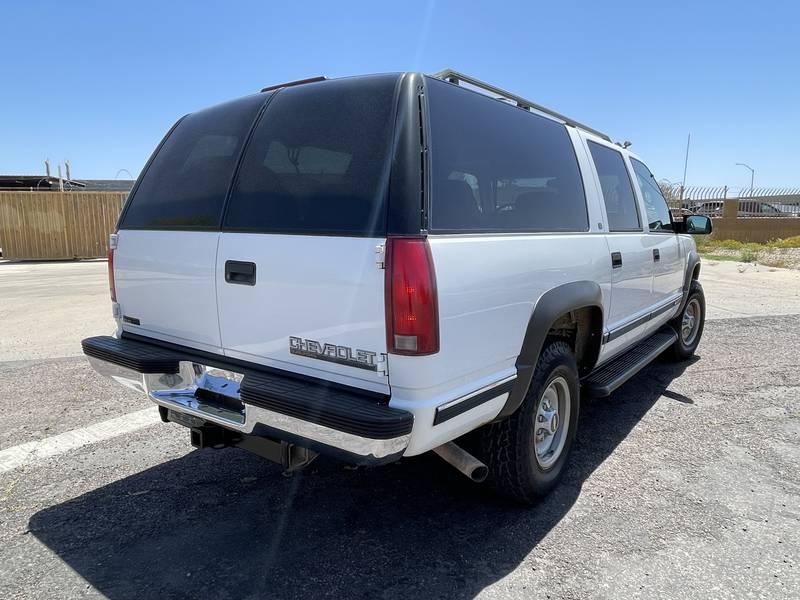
0, 408, 160, 474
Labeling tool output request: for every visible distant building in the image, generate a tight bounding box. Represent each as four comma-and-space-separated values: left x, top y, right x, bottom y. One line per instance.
0, 175, 134, 192
0, 175, 85, 191
79, 179, 136, 192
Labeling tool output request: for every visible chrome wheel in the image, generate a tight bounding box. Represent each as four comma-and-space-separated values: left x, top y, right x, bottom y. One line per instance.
681, 298, 701, 345
534, 376, 571, 469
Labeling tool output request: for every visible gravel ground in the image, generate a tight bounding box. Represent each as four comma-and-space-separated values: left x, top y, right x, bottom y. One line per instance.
704, 248, 800, 270
0, 357, 149, 451
699, 260, 800, 319
0, 314, 798, 599
0, 260, 114, 362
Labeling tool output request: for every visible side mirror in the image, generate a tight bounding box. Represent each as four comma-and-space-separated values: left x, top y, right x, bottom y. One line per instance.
683, 215, 712, 235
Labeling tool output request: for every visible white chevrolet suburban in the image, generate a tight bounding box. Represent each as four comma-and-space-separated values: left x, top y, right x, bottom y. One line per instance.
82, 70, 712, 503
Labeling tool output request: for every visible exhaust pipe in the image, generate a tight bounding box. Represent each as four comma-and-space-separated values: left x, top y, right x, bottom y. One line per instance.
432, 442, 489, 483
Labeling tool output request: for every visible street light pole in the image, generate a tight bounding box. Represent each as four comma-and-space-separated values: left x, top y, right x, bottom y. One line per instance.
736, 162, 754, 200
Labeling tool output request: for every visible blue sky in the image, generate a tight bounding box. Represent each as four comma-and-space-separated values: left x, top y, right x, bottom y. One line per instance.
2, 0, 798, 189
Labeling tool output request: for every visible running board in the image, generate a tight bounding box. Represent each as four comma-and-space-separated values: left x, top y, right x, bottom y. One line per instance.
583, 329, 677, 397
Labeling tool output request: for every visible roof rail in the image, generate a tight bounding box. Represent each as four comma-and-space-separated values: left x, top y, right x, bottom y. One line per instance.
260, 75, 327, 93
431, 69, 611, 142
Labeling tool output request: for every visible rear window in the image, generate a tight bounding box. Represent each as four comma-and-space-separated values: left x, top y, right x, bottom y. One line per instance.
224, 75, 399, 236
120, 94, 266, 230
426, 77, 588, 233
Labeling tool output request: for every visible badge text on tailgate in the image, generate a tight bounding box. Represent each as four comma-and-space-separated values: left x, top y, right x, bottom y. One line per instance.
289, 336, 378, 371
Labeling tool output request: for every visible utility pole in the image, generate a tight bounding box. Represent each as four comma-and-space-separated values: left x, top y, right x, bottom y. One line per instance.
681, 133, 691, 206
681, 134, 691, 186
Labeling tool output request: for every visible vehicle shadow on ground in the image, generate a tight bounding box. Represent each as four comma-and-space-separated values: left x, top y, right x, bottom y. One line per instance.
30, 358, 696, 600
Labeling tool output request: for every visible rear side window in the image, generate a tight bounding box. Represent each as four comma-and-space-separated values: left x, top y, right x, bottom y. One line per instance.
120, 94, 266, 230
426, 77, 588, 233
224, 75, 399, 236
587, 141, 641, 232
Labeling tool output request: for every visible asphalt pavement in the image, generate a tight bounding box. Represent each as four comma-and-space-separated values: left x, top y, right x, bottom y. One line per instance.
0, 260, 798, 599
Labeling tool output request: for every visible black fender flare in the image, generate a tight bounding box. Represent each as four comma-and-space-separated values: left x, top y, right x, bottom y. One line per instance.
495, 281, 603, 420
679, 250, 701, 313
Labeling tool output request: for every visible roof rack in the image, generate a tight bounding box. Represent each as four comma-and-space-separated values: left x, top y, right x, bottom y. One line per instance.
431, 69, 611, 142
260, 75, 327, 93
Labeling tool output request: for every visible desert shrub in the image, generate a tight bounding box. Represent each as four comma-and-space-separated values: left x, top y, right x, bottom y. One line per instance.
768, 235, 800, 249
739, 248, 757, 263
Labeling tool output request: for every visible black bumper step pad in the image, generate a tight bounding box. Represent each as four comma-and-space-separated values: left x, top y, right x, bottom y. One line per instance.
82, 335, 181, 374
81, 335, 412, 440
241, 372, 412, 440
583, 329, 678, 397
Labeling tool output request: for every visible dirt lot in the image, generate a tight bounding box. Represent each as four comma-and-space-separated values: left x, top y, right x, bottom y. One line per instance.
0, 260, 798, 599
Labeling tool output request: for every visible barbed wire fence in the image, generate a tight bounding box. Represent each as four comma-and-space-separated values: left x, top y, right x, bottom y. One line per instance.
659, 183, 800, 217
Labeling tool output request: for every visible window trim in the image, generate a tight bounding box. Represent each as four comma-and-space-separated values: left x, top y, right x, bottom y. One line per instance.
586, 140, 643, 233
426, 230, 605, 239
629, 157, 675, 234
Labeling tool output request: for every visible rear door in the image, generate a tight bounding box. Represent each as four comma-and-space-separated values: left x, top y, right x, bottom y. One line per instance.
216, 76, 400, 392
114, 94, 267, 353
584, 138, 654, 357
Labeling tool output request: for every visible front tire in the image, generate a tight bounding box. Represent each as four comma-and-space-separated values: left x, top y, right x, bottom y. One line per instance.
668, 280, 705, 361
480, 340, 580, 504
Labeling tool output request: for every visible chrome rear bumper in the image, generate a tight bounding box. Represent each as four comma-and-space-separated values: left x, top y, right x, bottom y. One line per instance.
84, 337, 412, 463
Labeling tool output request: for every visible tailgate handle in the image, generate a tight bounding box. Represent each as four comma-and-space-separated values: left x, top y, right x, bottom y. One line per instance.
225, 261, 256, 286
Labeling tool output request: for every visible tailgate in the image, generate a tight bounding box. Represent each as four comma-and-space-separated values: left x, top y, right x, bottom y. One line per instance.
217, 234, 388, 391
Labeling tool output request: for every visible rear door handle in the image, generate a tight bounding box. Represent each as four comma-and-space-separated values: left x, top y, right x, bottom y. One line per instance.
225, 260, 256, 286
653, 248, 660, 262
611, 252, 623, 269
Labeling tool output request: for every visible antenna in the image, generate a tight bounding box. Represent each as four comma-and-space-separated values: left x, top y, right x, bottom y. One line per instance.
45, 159, 51, 178
65, 160, 71, 181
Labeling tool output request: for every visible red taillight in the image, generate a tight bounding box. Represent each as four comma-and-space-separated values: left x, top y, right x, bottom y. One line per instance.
108, 234, 117, 302
385, 237, 439, 355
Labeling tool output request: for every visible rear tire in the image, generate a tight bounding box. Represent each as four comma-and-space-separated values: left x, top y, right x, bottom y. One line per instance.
668, 280, 705, 361
480, 340, 580, 504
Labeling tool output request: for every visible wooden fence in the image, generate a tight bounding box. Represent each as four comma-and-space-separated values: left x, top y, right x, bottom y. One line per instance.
0, 192, 126, 260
